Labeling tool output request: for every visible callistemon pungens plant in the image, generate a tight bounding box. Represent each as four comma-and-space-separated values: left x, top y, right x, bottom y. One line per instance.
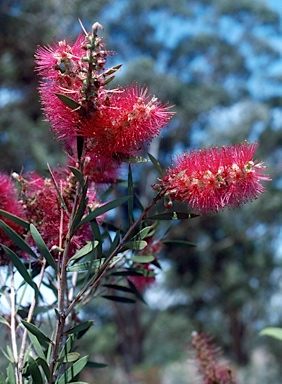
0, 21, 270, 384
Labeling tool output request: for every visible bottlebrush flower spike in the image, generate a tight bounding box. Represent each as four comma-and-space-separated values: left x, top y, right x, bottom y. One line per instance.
79, 84, 174, 158
157, 142, 270, 214
190, 331, 237, 384
20, 169, 100, 259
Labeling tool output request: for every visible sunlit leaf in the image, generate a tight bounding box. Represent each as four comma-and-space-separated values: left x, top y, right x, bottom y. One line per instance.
259, 327, 282, 341
129, 255, 155, 263
123, 240, 147, 251
58, 352, 80, 363
68, 241, 98, 263
0, 316, 10, 328
6, 363, 15, 384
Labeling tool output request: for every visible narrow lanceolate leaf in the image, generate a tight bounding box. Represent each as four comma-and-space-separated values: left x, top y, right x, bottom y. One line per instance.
78, 196, 132, 228
68, 166, 85, 187
30, 224, 57, 271
131, 226, 155, 241
0, 316, 10, 328
0, 220, 37, 258
148, 212, 199, 220
27, 355, 44, 384
58, 352, 80, 363
36, 357, 51, 382
2, 245, 38, 293
26, 330, 46, 359
70, 179, 89, 234
6, 363, 16, 384
127, 164, 134, 224
102, 295, 135, 303
56, 356, 89, 384
55, 93, 80, 110
0, 371, 5, 384
66, 321, 94, 338
259, 327, 282, 341
123, 240, 147, 251
21, 320, 53, 347
163, 239, 197, 247
147, 152, 164, 176
129, 255, 155, 263
103, 284, 136, 294
68, 241, 98, 263
0, 210, 29, 229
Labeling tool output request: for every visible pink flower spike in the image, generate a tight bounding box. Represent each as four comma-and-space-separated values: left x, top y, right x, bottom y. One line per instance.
159, 142, 271, 214
78, 84, 175, 158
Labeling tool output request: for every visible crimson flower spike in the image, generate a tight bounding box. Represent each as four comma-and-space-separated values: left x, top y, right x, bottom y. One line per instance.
154, 142, 271, 214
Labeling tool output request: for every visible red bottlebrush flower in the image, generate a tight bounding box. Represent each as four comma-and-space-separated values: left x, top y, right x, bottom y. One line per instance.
158, 142, 270, 214
190, 331, 237, 384
35, 34, 86, 143
0, 174, 26, 264
78, 84, 174, 158
35, 27, 116, 147
21, 169, 100, 259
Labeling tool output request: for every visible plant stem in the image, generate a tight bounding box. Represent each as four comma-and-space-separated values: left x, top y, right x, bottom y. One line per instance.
18, 259, 47, 379
10, 265, 19, 384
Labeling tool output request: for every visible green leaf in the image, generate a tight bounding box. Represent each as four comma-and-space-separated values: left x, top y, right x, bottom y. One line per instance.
86, 361, 108, 368
58, 352, 80, 363
259, 327, 282, 341
123, 240, 147, 251
6, 363, 15, 384
68, 241, 98, 263
163, 239, 196, 247
30, 224, 57, 271
0, 220, 37, 258
123, 156, 148, 163
127, 164, 134, 224
147, 152, 164, 176
2, 245, 39, 294
103, 284, 136, 294
78, 196, 132, 228
0, 371, 5, 384
102, 295, 135, 303
68, 166, 85, 187
21, 320, 53, 347
0, 210, 29, 229
27, 355, 44, 384
55, 93, 80, 110
26, 330, 46, 359
148, 212, 199, 220
36, 357, 50, 382
66, 321, 94, 338
56, 355, 89, 384
131, 226, 155, 241
0, 316, 10, 328
129, 255, 155, 263
127, 278, 146, 304
70, 179, 89, 234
